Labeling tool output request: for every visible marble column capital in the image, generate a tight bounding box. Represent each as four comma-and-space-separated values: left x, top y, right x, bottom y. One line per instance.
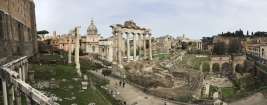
142, 33, 147, 36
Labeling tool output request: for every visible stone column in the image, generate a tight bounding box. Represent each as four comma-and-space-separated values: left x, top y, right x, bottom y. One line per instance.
143, 33, 147, 59
138, 34, 142, 60
15, 88, 21, 105
126, 33, 130, 62
133, 33, 137, 61
232, 63, 236, 74
117, 30, 122, 65
112, 32, 117, 63
149, 33, 152, 60
2, 78, 8, 105
68, 34, 72, 64
219, 65, 222, 73
209, 63, 212, 73
24, 62, 28, 81
19, 67, 22, 80
8, 85, 14, 105
201, 42, 202, 50
74, 26, 82, 77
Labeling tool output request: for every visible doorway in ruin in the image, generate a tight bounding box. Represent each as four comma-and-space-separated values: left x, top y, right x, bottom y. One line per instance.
235, 64, 243, 75
222, 62, 231, 75
201, 62, 210, 72
212, 63, 220, 73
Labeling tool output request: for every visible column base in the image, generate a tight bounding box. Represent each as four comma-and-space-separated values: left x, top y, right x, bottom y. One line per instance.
118, 64, 124, 69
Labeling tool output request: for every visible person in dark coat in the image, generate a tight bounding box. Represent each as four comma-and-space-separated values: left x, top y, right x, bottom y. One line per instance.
123, 82, 125, 88
119, 81, 122, 87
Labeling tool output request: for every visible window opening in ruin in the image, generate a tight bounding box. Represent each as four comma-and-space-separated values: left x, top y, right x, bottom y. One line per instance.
92, 46, 95, 52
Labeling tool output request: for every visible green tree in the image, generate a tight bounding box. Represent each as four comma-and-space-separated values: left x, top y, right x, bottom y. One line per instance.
228, 38, 241, 54
45, 39, 52, 45
102, 69, 112, 77
37, 30, 49, 38
213, 41, 226, 55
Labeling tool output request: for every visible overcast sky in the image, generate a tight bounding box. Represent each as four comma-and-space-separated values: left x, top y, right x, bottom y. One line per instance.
35, 0, 267, 39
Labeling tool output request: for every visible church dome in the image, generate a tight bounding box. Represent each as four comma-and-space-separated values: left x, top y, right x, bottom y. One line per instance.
87, 19, 98, 35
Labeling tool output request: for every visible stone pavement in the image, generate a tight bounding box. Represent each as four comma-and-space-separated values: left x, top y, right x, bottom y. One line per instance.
91, 70, 183, 105
228, 92, 267, 105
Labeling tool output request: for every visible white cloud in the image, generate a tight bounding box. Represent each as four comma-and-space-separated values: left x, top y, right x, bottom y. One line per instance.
34, 0, 267, 39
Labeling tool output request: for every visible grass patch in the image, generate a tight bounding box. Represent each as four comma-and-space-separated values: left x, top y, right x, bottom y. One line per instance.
153, 53, 171, 59
179, 54, 194, 64
260, 65, 267, 72
28, 58, 111, 105
177, 54, 194, 69
39, 54, 66, 60
80, 58, 103, 73
209, 85, 238, 101
202, 63, 210, 72
38, 79, 110, 105
30, 64, 77, 80
194, 57, 209, 70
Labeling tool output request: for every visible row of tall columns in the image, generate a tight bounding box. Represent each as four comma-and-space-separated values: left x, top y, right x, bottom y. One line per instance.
197, 41, 202, 50
112, 32, 153, 63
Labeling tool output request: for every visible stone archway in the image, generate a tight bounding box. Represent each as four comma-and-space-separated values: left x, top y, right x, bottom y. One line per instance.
235, 64, 243, 75
40, 50, 49, 54
222, 62, 231, 75
212, 63, 220, 73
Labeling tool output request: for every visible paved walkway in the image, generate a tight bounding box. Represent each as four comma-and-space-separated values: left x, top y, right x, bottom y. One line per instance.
91, 70, 180, 105
228, 92, 267, 105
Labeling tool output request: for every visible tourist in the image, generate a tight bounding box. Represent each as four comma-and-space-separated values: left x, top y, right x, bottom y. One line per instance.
123, 82, 125, 88
116, 82, 118, 88
124, 101, 126, 105
119, 81, 122, 87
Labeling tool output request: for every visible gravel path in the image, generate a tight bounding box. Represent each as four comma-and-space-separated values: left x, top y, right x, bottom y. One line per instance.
91, 70, 183, 105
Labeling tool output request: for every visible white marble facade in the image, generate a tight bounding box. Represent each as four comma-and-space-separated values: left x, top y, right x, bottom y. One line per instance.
85, 19, 102, 53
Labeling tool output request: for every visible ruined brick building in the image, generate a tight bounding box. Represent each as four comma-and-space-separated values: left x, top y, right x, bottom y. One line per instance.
0, 0, 37, 58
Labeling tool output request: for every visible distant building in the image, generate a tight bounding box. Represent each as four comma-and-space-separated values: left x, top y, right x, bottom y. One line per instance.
82, 19, 102, 53
98, 37, 113, 62
247, 44, 267, 59
155, 35, 174, 52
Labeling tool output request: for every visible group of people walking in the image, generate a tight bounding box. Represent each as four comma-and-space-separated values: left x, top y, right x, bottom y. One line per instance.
115, 80, 125, 88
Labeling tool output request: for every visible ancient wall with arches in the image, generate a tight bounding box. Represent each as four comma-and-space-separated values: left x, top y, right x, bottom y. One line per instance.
200, 55, 247, 75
